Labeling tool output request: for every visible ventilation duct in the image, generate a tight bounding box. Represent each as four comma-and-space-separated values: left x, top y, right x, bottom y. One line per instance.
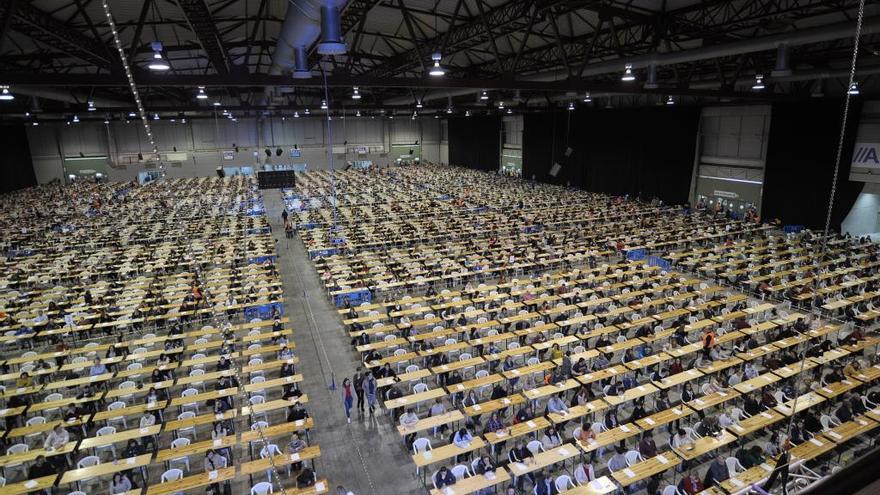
643, 62, 658, 89
772, 43, 791, 77
293, 45, 310, 79
318, 5, 347, 55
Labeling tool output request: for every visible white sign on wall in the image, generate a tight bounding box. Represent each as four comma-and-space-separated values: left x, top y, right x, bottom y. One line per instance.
852, 143, 880, 168
713, 190, 739, 199
222, 151, 234, 160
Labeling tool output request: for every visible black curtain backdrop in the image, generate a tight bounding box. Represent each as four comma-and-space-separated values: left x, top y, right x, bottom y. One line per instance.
523, 106, 700, 204
763, 99, 863, 231
0, 124, 37, 193
448, 115, 500, 171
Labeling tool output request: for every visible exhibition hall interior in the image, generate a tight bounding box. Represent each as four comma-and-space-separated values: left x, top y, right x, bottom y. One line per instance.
3, 1, 880, 495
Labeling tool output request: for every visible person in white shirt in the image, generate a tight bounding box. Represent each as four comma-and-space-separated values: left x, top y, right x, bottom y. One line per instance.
547, 394, 569, 415
44, 424, 69, 450
400, 408, 420, 448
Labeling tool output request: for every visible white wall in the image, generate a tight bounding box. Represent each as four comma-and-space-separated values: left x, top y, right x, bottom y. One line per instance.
841, 181, 880, 238
27, 116, 441, 183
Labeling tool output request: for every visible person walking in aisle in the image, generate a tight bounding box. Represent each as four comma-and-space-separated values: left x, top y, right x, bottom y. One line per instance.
342, 377, 354, 423
364, 371, 378, 415
353, 367, 366, 414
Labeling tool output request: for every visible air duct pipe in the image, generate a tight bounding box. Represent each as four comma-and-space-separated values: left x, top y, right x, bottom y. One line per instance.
387, 17, 880, 105
772, 43, 791, 77
643, 62, 658, 89
318, 4, 347, 55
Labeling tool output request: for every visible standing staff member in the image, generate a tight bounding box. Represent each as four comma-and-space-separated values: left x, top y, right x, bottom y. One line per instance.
353, 367, 366, 414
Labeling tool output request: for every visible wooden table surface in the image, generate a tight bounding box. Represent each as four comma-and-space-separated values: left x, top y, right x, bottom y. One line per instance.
428, 468, 511, 495
611, 451, 680, 487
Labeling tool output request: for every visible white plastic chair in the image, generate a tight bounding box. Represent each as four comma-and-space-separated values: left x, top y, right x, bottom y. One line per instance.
94, 426, 117, 459
526, 440, 544, 455
625, 450, 645, 466
4, 444, 29, 479
107, 401, 128, 429
169, 437, 192, 472
451, 464, 471, 480
726, 457, 746, 478
161, 468, 184, 483
176, 411, 197, 439
251, 482, 273, 495
180, 388, 201, 414
555, 474, 576, 492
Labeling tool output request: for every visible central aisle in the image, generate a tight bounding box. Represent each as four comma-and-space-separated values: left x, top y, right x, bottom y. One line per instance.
262, 191, 424, 495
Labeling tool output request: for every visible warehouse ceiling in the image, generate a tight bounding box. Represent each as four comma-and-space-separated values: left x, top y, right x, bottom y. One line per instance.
1, 0, 879, 118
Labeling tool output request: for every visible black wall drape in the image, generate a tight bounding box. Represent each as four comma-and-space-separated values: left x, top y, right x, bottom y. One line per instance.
523, 106, 700, 204
0, 124, 37, 193
763, 99, 863, 231
447, 116, 500, 171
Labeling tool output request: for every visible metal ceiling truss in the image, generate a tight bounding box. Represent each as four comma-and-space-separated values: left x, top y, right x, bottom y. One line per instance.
175, 0, 233, 75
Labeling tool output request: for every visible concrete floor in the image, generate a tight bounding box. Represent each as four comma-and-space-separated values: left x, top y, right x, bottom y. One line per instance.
262, 191, 424, 495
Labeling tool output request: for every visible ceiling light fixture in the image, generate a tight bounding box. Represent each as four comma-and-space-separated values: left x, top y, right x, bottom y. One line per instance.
465, 110, 471, 117
294, 111, 300, 118
320, 99, 328, 110
356, 110, 361, 117
752, 74, 765, 91
416, 100, 423, 108
567, 102, 575, 111
153, 113, 159, 120
429, 52, 445, 77
72, 115, 80, 123
0, 86, 14, 101
352, 87, 361, 99
304, 108, 310, 115
666, 95, 675, 105
87, 101, 96, 111
147, 41, 170, 71
506, 108, 512, 114
446, 107, 452, 114
196, 86, 208, 100
621, 63, 635, 82
583, 92, 591, 102
480, 90, 488, 100
848, 82, 860, 95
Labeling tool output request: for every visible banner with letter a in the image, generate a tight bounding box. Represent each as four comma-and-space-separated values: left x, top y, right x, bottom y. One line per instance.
849, 143, 880, 183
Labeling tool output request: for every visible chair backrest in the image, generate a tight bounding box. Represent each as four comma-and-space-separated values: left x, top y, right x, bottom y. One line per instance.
26, 416, 46, 427
171, 437, 190, 449
475, 370, 489, 379
662, 485, 680, 495
555, 474, 574, 491
405, 365, 420, 374
108, 401, 126, 411
44, 393, 63, 402
78, 455, 100, 468
774, 391, 786, 404
451, 464, 470, 480
119, 381, 136, 390
726, 457, 742, 476
7, 443, 28, 455
251, 482, 273, 495
177, 411, 196, 421
412, 437, 432, 453
249, 395, 265, 405
413, 383, 429, 394
190, 369, 205, 378
96, 426, 116, 436
251, 421, 269, 431
161, 468, 183, 482
527, 357, 540, 366
526, 440, 544, 455
181, 388, 199, 398
625, 450, 643, 466
820, 415, 837, 430
126, 363, 142, 371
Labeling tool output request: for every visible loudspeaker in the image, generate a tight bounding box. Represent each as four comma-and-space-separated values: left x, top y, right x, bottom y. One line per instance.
564, 147, 573, 157
549, 162, 562, 177
216, 167, 225, 178
265, 148, 271, 157
275, 148, 283, 156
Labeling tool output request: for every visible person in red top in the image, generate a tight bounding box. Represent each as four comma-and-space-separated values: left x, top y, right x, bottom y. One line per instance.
702, 328, 716, 362
679, 470, 704, 495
